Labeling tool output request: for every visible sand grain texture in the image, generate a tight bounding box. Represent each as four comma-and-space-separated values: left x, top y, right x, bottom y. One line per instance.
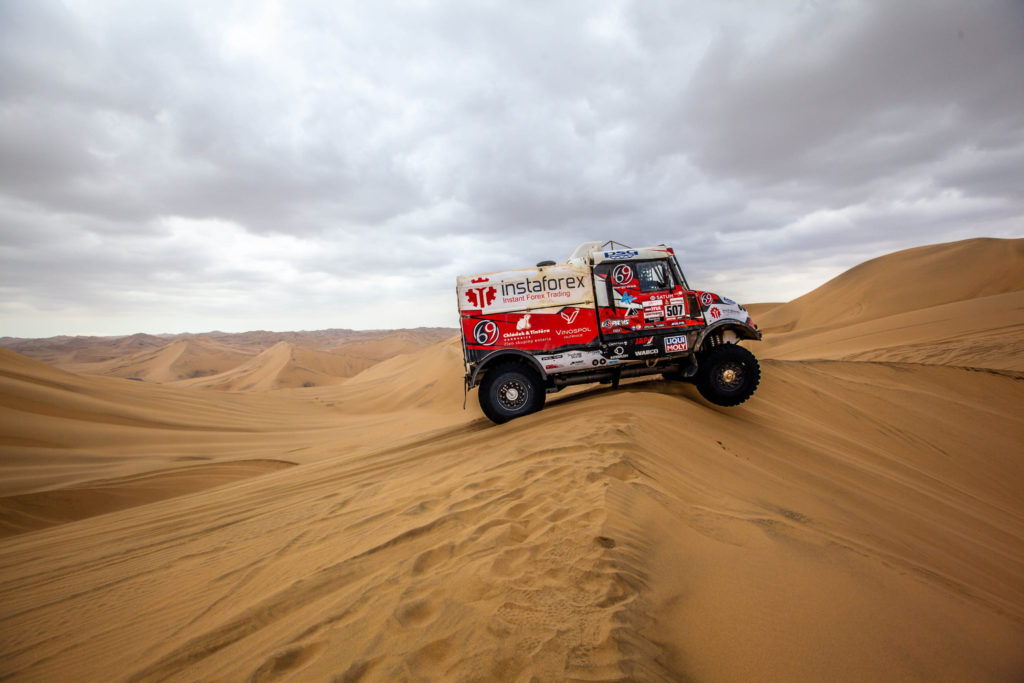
1, 238, 1023, 681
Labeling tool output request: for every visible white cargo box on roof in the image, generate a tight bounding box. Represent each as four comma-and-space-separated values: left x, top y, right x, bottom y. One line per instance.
456, 263, 594, 315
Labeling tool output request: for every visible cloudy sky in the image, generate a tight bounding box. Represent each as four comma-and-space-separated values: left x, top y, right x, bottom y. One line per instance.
1, 0, 1021, 338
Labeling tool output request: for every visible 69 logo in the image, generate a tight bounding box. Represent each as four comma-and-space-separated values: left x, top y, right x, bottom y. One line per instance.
473, 320, 501, 346
612, 264, 634, 285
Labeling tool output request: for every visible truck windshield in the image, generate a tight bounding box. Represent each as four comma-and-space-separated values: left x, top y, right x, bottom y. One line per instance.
638, 260, 675, 292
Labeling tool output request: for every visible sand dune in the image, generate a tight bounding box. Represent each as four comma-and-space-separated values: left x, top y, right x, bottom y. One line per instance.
0, 459, 294, 538
328, 329, 453, 361
61, 337, 257, 382
302, 337, 470, 413
754, 237, 1024, 370
175, 341, 377, 391
1, 327, 457, 389
756, 238, 1024, 334
0, 331, 170, 366
1, 353, 1021, 680
1, 238, 1023, 680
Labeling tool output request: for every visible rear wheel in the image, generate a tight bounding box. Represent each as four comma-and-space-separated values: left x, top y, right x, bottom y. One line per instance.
695, 344, 760, 406
478, 363, 546, 424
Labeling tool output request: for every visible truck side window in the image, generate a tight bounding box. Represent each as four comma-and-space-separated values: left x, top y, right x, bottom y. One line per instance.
637, 260, 675, 292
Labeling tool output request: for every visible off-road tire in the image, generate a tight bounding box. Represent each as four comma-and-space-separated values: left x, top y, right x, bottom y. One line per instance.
478, 362, 546, 424
695, 344, 760, 407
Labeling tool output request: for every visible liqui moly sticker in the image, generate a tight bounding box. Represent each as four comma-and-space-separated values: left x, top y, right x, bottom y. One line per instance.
664, 335, 688, 352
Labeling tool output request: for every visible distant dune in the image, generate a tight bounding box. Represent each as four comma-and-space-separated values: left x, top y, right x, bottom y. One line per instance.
61, 337, 257, 382
175, 341, 378, 391
0, 240, 1022, 680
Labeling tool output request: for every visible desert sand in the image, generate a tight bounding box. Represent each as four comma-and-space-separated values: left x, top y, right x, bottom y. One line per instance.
1, 237, 1022, 681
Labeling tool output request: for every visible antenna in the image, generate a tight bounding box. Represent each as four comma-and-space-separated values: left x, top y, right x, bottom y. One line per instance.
599, 240, 633, 250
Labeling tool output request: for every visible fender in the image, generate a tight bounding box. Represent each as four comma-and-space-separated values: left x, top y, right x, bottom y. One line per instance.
695, 319, 761, 351
468, 349, 549, 388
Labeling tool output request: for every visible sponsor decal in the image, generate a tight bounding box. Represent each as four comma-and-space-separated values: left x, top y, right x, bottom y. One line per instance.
612, 264, 633, 285
466, 286, 497, 309
618, 292, 642, 316
634, 349, 658, 357
472, 320, 500, 346
636, 336, 655, 346
540, 350, 606, 373
721, 297, 736, 305
665, 303, 685, 317
503, 327, 552, 340
561, 308, 580, 324
642, 300, 663, 308
664, 335, 688, 352
601, 318, 628, 329
516, 314, 531, 330
709, 306, 722, 320
604, 250, 639, 260
471, 277, 489, 283
500, 275, 586, 297
700, 292, 714, 307
613, 345, 626, 357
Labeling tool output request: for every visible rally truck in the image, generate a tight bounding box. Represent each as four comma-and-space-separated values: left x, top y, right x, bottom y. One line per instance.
457, 241, 762, 424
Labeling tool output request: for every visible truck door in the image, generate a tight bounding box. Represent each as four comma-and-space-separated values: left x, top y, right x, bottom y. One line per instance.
594, 258, 691, 338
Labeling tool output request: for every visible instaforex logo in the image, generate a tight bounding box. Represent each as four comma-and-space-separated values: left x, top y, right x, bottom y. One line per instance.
500, 275, 585, 296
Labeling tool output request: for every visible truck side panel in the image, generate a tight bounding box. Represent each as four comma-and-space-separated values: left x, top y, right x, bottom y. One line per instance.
458, 264, 601, 366
460, 305, 599, 360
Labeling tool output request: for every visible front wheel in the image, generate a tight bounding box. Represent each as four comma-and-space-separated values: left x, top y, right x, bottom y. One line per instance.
695, 344, 760, 407
478, 363, 546, 424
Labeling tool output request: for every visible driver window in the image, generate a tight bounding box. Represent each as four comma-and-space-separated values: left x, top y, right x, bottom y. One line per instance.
637, 260, 675, 292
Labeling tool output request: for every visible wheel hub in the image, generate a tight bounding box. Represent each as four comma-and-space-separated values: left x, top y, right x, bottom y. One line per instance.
714, 361, 744, 391
498, 379, 529, 410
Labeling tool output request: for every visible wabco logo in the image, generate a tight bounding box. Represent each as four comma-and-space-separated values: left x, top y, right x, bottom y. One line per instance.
472, 320, 500, 346
466, 286, 496, 308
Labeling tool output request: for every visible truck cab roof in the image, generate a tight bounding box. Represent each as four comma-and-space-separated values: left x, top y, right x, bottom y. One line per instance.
566, 241, 676, 266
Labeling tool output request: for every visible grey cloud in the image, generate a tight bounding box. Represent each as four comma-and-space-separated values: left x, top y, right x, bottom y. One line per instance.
677, 0, 1024, 195
0, 0, 1021, 336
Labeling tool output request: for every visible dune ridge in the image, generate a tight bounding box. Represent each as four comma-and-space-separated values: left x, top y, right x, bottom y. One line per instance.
61, 337, 257, 383
174, 341, 377, 391
753, 237, 1024, 370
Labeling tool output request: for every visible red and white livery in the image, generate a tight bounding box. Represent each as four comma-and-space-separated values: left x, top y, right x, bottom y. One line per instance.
458, 241, 762, 423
